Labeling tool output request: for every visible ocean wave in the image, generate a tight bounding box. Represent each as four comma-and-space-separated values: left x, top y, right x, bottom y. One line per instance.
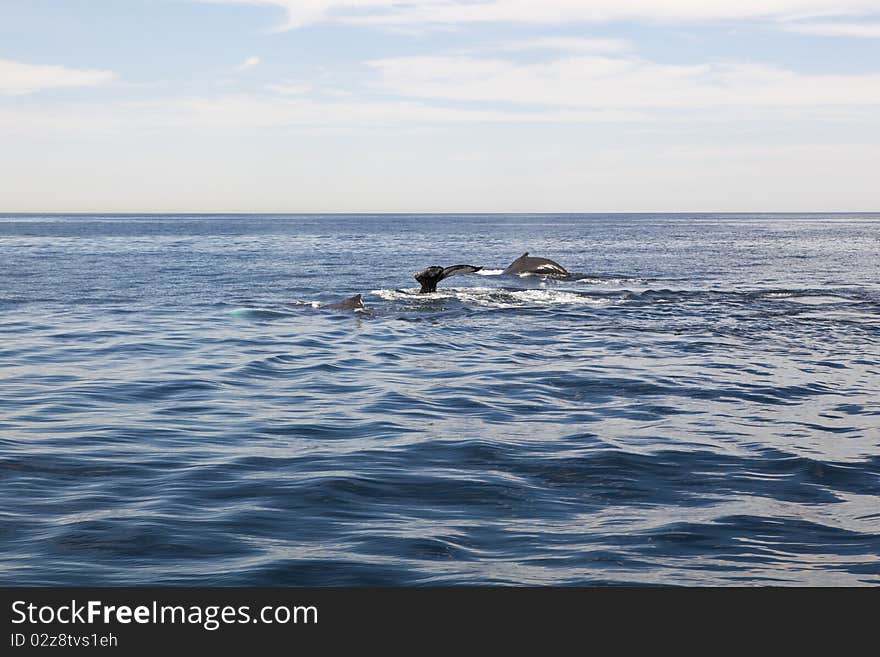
4, 212, 880, 586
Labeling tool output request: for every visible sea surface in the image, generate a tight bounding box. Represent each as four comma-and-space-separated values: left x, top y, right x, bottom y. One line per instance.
1, 213, 879, 586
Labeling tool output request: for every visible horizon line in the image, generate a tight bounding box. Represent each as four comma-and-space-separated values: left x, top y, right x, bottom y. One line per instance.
2, 210, 879, 216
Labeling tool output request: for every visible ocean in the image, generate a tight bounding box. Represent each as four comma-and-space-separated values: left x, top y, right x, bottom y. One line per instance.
1, 213, 878, 585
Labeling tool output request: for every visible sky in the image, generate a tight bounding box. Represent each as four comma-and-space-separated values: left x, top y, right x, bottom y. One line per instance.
1, 0, 879, 212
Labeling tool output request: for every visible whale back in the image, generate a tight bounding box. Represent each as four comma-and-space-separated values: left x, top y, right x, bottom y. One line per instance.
322, 294, 365, 311
502, 252, 569, 277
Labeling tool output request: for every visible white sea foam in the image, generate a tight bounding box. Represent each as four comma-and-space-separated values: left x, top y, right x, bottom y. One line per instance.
763, 291, 850, 304
505, 289, 610, 305
788, 295, 852, 305
477, 267, 647, 286
575, 276, 647, 285
371, 287, 611, 307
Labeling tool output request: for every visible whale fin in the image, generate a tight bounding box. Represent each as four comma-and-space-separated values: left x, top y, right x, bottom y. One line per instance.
322, 293, 365, 311
502, 253, 529, 275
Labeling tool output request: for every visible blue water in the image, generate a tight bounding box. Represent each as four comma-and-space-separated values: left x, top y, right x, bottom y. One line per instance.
1, 213, 879, 586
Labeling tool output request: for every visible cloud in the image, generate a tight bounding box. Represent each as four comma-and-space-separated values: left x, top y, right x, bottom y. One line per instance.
198, 1, 880, 30
265, 81, 313, 95
493, 37, 633, 55
782, 21, 880, 37
194, 0, 369, 30
368, 54, 880, 110
3, 37, 879, 138
4, 44, 880, 139
0, 58, 115, 95
232, 55, 261, 72
0, 94, 648, 140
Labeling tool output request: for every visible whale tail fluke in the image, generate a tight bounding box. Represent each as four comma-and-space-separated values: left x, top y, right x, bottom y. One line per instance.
414, 264, 483, 293
441, 264, 482, 279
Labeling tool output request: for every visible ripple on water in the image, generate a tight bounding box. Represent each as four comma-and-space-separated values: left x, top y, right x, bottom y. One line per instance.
2, 213, 880, 585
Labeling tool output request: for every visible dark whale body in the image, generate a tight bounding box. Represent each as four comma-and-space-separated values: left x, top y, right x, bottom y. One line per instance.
414, 265, 482, 293
502, 252, 569, 277
321, 294, 366, 311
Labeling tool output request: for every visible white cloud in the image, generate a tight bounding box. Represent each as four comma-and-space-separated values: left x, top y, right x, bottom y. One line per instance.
368, 54, 880, 110
0, 95, 644, 139
494, 37, 633, 55
232, 55, 261, 71
4, 46, 880, 138
196, 0, 401, 29
265, 81, 313, 95
198, 1, 880, 30
0, 58, 115, 95
782, 21, 880, 37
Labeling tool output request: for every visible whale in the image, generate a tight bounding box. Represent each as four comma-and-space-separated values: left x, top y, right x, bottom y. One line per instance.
321, 293, 366, 311
414, 265, 482, 293
502, 252, 569, 277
